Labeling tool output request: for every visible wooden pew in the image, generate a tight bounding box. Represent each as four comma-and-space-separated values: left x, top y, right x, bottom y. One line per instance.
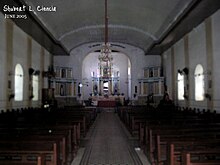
0, 130, 68, 164
0, 114, 82, 165
147, 126, 220, 165
0, 106, 97, 165
0, 141, 58, 165
0, 155, 42, 165
118, 105, 220, 165
0, 121, 82, 164
166, 141, 220, 165
182, 149, 220, 165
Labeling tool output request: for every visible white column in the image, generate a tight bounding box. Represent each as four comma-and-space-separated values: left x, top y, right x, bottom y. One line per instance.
108, 79, 110, 94
159, 80, 162, 95
118, 80, 120, 94
112, 78, 114, 94
97, 79, 100, 95
100, 80, 103, 95
141, 81, 144, 95
92, 80, 94, 95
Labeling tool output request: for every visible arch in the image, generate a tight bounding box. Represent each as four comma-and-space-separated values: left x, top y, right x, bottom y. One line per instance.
70, 43, 145, 101
59, 25, 157, 41
14, 64, 24, 101
194, 64, 204, 101
70, 42, 144, 63
82, 51, 131, 100
61, 26, 155, 52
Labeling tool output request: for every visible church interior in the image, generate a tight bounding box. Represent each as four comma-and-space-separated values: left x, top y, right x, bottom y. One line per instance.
1, 0, 220, 164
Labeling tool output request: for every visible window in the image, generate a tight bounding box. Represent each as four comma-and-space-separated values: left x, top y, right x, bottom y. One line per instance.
14, 64, 24, 101
177, 73, 184, 100
32, 75, 39, 101
195, 64, 204, 101
128, 66, 131, 76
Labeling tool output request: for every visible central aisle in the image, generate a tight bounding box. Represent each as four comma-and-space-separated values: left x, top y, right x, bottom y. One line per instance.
80, 109, 143, 165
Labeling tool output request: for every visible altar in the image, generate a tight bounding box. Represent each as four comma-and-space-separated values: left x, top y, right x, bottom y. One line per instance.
91, 95, 124, 107
97, 100, 116, 107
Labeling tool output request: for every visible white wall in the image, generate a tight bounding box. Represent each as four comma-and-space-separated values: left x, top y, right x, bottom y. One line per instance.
0, 13, 52, 110
12, 24, 28, 108
31, 39, 41, 107
0, 14, 6, 109
163, 49, 173, 98
212, 10, 220, 111
43, 50, 51, 89
163, 9, 220, 112
174, 40, 185, 106
188, 22, 207, 109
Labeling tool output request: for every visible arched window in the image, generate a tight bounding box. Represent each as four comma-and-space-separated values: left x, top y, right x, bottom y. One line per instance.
177, 73, 184, 100
195, 64, 204, 101
14, 64, 24, 101
32, 75, 39, 101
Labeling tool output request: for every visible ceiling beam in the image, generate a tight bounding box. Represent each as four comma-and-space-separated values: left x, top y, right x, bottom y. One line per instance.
147, 0, 220, 55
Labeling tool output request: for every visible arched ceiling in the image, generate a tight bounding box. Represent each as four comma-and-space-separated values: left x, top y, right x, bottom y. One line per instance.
1, 0, 220, 55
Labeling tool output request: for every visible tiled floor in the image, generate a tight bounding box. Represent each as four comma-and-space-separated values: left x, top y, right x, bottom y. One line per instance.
79, 108, 143, 165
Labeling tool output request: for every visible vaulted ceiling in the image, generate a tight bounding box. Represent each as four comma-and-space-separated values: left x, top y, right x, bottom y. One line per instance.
1, 0, 220, 55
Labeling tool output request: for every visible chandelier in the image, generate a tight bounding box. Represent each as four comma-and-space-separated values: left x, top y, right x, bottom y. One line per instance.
99, 43, 113, 62
98, 0, 113, 64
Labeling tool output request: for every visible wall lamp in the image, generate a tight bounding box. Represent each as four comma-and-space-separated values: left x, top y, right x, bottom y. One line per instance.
29, 68, 40, 76
178, 67, 189, 75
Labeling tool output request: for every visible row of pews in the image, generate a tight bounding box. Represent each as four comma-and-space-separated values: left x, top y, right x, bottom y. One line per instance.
0, 106, 97, 165
118, 106, 220, 165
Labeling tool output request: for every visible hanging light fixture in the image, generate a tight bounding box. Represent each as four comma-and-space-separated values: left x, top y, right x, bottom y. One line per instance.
98, 0, 113, 78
